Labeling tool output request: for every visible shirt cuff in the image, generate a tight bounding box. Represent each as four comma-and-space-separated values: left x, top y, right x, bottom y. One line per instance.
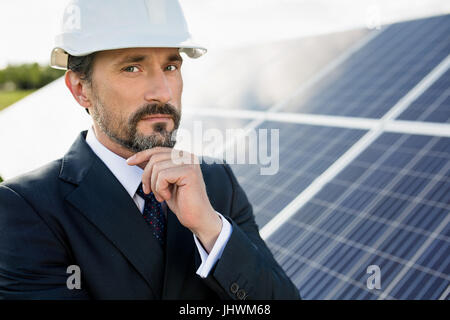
194, 211, 232, 278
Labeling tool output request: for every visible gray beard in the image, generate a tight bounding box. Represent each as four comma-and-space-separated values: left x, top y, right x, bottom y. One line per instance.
90, 94, 180, 153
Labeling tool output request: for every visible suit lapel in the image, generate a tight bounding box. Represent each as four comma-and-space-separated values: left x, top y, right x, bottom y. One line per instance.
61, 132, 165, 299
162, 206, 196, 299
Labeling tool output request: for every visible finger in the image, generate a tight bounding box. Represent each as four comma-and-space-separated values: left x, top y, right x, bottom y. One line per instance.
141, 152, 174, 194
149, 159, 183, 198
126, 146, 172, 166
154, 166, 192, 201
141, 151, 194, 194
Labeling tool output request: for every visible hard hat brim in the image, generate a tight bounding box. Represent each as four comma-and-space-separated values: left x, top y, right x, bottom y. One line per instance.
50, 41, 207, 70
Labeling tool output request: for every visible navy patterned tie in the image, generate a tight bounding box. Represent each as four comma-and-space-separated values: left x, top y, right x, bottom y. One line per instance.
136, 183, 166, 246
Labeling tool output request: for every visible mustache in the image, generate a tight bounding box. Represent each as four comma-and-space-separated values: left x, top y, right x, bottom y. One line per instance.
129, 103, 181, 128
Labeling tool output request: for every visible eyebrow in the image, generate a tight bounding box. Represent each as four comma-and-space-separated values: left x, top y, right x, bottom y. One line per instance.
113, 54, 146, 68
167, 53, 183, 64
113, 53, 183, 68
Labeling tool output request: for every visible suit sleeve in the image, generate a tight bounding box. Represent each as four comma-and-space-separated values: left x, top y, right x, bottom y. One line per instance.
0, 185, 89, 299
200, 164, 301, 300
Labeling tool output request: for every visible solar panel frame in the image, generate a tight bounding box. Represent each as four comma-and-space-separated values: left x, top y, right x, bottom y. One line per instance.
398, 69, 450, 123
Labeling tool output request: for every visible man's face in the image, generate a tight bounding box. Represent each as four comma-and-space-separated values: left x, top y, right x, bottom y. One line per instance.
88, 47, 183, 152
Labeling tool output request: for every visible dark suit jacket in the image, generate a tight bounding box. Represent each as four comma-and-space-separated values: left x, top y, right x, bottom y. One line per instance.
0, 131, 300, 300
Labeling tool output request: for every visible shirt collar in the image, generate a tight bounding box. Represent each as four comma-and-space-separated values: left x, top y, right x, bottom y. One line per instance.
85, 127, 143, 198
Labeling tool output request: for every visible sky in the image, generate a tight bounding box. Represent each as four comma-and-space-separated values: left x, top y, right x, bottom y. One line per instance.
0, 0, 449, 68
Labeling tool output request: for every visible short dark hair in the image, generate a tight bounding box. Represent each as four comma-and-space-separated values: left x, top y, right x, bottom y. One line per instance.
67, 53, 96, 115
67, 53, 96, 83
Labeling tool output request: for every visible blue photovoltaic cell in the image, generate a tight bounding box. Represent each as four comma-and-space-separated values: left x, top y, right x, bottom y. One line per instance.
397, 68, 450, 123
282, 14, 450, 119
267, 132, 450, 299
390, 237, 450, 299
228, 121, 366, 228
390, 268, 449, 300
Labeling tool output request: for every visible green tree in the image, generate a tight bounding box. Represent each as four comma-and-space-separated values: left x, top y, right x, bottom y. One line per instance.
0, 63, 65, 90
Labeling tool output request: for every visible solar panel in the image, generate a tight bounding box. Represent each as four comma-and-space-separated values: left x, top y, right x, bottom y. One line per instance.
229, 121, 366, 227
265, 133, 450, 299
281, 14, 450, 118
397, 69, 450, 123
206, 14, 450, 300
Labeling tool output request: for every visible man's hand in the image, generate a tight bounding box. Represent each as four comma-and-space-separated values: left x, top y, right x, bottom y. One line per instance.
126, 147, 222, 252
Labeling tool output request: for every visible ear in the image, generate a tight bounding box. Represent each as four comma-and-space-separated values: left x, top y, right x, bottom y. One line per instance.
65, 70, 92, 109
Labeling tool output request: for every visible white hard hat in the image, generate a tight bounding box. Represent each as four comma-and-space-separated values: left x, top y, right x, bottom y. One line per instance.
50, 0, 206, 69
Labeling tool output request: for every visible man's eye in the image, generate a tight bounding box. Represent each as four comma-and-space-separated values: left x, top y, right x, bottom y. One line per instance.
123, 66, 140, 73
165, 65, 177, 71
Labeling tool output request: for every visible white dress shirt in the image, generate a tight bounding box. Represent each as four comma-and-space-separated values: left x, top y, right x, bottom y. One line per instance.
85, 127, 232, 278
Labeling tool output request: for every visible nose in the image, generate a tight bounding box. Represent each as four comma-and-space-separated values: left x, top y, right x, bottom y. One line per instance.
143, 68, 173, 105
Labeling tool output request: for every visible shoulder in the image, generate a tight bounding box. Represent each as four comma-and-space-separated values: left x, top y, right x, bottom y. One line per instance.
0, 159, 74, 250
0, 159, 64, 205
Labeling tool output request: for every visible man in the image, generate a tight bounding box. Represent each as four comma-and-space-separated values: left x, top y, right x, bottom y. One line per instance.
0, 0, 300, 300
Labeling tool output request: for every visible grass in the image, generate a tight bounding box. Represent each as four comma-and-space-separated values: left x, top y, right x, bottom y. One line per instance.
0, 89, 36, 111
